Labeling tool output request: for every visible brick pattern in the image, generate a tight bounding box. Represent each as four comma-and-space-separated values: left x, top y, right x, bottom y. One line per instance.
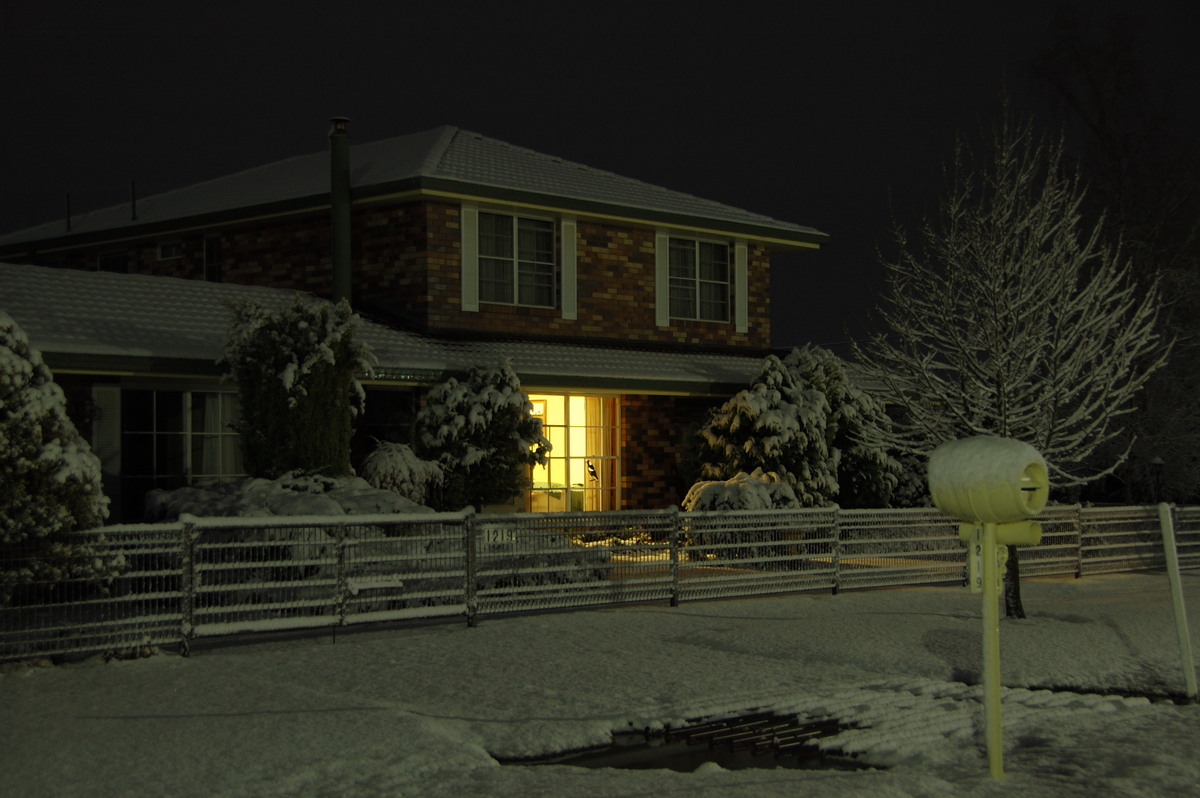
619, 393, 713, 509
25, 198, 772, 348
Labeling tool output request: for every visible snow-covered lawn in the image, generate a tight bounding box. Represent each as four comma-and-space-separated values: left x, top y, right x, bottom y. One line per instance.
2, 572, 1198, 797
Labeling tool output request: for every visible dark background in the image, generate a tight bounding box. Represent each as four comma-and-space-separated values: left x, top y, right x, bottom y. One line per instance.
3, 0, 1196, 351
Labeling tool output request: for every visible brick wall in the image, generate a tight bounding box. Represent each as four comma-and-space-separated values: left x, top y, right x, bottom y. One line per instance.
619, 393, 714, 509
21, 198, 773, 348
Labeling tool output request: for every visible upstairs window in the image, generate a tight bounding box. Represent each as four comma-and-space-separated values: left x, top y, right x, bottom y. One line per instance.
478, 212, 556, 307
669, 238, 730, 322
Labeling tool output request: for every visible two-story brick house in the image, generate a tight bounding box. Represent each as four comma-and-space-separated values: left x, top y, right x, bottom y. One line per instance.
0, 121, 827, 520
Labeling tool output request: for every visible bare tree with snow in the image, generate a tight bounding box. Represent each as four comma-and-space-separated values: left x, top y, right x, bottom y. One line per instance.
854, 111, 1169, 617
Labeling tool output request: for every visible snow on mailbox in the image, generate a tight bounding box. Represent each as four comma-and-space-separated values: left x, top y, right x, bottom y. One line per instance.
928, 435, 1048, 524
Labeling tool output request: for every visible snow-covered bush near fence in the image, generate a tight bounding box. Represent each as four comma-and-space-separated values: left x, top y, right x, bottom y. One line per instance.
144, 470, 431, 520
696, 354, 836, 506
361, 441, 444, 506
0, 311, 120, 605
682, 468, 800, 511
416, 359, 549, 510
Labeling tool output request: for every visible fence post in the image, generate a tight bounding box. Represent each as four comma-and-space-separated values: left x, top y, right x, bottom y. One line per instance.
179, 520, 197, 656
464, 510, 478, 627
669, 506, 681, 607
334, 524, 348, 639
831, 509, 841, 595
1072, 504, 1083, 578
1158, 502, 1198, 702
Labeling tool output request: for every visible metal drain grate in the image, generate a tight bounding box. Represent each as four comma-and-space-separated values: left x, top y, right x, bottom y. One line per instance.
508, 710, 866, 772
659, 710, 846, 756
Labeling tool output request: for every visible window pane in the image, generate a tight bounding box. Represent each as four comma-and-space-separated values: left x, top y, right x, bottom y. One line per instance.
699, 242, 728, 281
156, 434, 186, 476
122, 433, 154, 476
670, 282, 695, 318
155, 391, 184, 433
518, 220, 554, 262
518, 262, 554, 306
123, 390, 154, 432
669, 240, 695, 279
699, 282, 729, 321
479, 257, 514, 303
478, 213, 513, 258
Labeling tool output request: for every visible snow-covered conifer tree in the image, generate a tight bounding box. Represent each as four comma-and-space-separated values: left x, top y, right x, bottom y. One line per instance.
0, 312, 115, 605
415, 360, 549, 511
221, 296, 376, 479
782, 344, 898, 508
695, 354, 835, 506
853, 111, 1169, 616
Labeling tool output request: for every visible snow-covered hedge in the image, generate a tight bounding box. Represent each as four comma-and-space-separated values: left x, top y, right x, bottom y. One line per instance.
0, 311, 119, 604
361, 442, 444, 507
221, 296, 376, 479
144, 471, 431, 520
682, 469, 800, 512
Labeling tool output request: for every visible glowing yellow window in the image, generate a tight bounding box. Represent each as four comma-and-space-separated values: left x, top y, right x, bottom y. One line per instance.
527, 393, 619, 512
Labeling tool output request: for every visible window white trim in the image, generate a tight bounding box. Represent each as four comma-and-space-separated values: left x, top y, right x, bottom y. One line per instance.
734, 240, 749, 333
460, 203, 479, 312
560, 216, 577, 320
655, 229, 670, 327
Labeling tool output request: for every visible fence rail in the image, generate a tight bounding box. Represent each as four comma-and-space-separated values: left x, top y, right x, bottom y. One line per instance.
3, 504, 1198, 663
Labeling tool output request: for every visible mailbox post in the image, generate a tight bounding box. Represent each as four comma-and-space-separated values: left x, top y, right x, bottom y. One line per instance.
928, 436, 1049, 780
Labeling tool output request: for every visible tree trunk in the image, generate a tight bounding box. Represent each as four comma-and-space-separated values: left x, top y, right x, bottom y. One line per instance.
1003, 544, 1026, 619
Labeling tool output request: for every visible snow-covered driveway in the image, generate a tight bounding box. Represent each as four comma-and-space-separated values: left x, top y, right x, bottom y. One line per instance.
2, 573, 1198, 796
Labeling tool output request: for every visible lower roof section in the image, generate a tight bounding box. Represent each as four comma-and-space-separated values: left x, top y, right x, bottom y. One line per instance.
2, 262, 765, 396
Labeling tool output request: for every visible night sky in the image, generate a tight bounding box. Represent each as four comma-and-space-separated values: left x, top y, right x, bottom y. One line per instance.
4, 1, 1197, 351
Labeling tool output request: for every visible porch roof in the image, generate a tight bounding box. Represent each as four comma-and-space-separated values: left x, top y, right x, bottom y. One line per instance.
1, 262, 764, 395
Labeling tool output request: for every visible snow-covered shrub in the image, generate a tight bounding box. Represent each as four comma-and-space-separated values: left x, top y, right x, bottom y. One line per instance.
0, 311, 118, 604
695, 354, 835, 506
144, 470, 431, 520
782, 345, 899, 508
415, 360, 549, 511
361, 441, 443, 506
680, 470, 800, 565
682, 468, 800, 512
221, 296, 376, 479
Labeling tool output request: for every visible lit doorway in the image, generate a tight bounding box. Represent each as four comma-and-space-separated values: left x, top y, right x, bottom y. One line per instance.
527, 394, 619, 512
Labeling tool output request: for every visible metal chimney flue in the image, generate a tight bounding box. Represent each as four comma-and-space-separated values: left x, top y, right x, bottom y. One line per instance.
329, 117, 352, 305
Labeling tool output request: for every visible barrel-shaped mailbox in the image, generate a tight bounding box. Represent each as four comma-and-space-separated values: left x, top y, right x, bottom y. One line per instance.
928, 436, 1049, 523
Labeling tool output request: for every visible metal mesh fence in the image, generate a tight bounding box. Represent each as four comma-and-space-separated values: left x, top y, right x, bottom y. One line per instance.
2, 504, 1196, 662
0, 524, 183, 662
473, 510, 676, 615
1021, 505, 1084, 577
836, 508, 964, 590
676, 508, 837, 601
1080, 506, 1166, 575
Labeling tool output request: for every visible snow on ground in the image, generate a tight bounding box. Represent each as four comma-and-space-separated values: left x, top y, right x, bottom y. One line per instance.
2, 571, 1198, 797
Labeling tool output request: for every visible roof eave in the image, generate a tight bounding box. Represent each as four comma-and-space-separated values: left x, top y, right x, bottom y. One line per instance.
1, 176, 828, 257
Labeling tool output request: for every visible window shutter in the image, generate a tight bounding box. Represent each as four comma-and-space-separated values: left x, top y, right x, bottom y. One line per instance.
734, 240, 749, 333
560, 216, 577, 320
91, 384, 122, 518
460, 203, 479, 312
655, 229, 670, 327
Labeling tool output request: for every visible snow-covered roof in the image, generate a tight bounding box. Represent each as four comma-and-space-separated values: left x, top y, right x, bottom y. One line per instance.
0, 262, 764, 393
0, 126, 828, 251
